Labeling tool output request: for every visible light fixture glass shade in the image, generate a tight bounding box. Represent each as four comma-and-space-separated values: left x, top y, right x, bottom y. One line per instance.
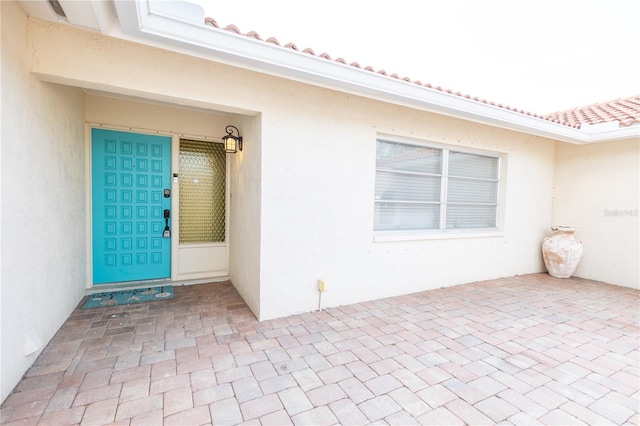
223, 136, 239, 153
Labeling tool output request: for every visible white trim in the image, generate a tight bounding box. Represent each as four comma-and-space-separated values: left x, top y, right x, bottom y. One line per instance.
577, 124, 640, 142
24, 1, 638, 144
106, 1, 638, 145
170, 134, 181, 281
85, 125, 94, 289
374, 230, 505, 243
172, 136, 230, 280
374, 137, 506, 238
86, 121, 220, 142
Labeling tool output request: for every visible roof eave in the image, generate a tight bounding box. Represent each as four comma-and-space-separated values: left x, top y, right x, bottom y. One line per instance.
577, 124, 640, 143
73, 1, 634, 145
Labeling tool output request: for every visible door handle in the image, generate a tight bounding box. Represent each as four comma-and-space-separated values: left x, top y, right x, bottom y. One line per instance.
163, 209, 171, 238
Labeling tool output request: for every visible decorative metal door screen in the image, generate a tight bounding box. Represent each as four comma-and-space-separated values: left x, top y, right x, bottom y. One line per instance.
178, 139, 226, 244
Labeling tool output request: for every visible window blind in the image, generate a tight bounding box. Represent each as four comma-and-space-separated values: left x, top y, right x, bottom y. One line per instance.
375, 140, 500, 232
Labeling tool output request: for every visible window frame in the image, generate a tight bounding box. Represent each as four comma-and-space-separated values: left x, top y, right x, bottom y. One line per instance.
374, 136, 506, 241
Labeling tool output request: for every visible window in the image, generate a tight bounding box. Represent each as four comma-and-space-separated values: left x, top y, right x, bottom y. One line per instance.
374, 139, 501, 234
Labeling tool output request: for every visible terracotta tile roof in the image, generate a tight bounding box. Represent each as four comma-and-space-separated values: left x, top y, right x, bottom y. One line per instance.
205, 18, 639, 130
543, 95, 640, 128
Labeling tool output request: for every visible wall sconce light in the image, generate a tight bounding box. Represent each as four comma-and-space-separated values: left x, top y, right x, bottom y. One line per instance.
222, 125, 243, 153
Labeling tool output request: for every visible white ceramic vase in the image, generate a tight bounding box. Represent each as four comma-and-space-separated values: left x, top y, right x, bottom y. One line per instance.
542, 226, 583, 278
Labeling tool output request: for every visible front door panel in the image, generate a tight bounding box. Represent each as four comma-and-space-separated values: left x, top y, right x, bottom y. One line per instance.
92, 129, 172, 284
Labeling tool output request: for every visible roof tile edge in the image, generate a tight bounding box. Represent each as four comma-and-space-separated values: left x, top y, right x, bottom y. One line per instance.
203, 18, 638, 130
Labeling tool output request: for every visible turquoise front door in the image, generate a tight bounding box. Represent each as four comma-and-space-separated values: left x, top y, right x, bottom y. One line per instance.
92, 129, 172, 284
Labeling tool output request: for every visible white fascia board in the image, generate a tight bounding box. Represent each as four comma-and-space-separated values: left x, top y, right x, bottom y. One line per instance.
578, 125, 640, 143
147, 0, 205, 25
89, 0, 119, 35
17, 0, 61, 23
58, 1, 101, 31
18, 0, 118, 34
113, 1, 638, 145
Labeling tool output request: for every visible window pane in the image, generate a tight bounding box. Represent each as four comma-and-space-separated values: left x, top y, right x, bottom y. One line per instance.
376, 140, 442, 174
447, 178, 498, 204
446, 205, 496, 229
179, 140, 226, 243
375, 202, 440, 231
375, 171, 441, 202
448, 151, 498, 179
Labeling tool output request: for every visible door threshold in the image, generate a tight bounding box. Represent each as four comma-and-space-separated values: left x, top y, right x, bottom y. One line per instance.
88, 278, 172, 294
87, 276, 230, 294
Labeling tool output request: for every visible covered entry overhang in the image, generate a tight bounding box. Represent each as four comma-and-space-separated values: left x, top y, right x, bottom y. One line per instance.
2, 0, 266, 401
82, 92, 260, 311
87, 97, 231, 286
14, 5, 268, 311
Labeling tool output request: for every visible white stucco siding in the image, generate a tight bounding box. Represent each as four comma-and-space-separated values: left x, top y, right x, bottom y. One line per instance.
1, 2, 86, 401
228, 113, 262, 317
553, 139, 640, 289
85, 95, 229, 137
257, 96, 376, 319
29, 19, 260, 118
256, 93, 557, 319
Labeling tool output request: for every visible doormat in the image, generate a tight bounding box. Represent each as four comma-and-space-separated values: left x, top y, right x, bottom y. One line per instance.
83, 286, 173, 309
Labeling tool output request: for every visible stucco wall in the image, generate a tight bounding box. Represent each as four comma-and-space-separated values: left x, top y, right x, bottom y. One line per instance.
228, 114, 262, 317
1, 2, 86, 401
85, 95, 229, 138
256, 94, 557, 319
25, 16, 561, 323
553, 139, 640, 289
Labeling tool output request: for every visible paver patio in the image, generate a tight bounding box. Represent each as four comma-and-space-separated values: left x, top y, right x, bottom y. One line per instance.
1, 273, 638, 425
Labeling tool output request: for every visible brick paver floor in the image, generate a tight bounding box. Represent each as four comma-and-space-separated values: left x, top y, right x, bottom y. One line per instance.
1, 273, 638, 425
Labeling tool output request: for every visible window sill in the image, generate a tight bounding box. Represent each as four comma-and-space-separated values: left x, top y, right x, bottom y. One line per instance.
373, 229, 505, 242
